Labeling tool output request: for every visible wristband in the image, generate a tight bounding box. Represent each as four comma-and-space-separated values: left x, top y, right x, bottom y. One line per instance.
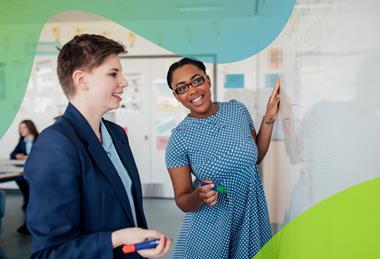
264, 117, 275, 124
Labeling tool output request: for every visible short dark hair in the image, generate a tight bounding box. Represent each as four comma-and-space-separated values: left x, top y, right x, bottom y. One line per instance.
166, 57, 206, 89
57, 34, 127, 97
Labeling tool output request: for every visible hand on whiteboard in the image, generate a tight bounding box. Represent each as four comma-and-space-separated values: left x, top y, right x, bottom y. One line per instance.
264, 78, 281, 124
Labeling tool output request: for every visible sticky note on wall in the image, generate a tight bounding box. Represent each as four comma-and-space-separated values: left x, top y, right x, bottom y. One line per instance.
224, 74, 245, 89
266, 73, 282, 88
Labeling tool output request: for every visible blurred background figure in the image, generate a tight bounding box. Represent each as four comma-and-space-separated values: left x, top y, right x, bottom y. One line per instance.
10, 119, 39, 234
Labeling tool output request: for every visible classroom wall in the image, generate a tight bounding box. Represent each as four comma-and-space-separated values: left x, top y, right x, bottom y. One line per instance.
0, 17, 262, 195
1, 0, 379, 229
0, 19, 169, 160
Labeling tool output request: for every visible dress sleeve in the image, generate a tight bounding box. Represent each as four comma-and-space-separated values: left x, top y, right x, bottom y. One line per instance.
165, 129, 189, 168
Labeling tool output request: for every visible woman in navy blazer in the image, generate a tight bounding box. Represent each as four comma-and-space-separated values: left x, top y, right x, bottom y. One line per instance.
10, 119, 39, 234
10, 119, 39, 161
24, 34, 170, 258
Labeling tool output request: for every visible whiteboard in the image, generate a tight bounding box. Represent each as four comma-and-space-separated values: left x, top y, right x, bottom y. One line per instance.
262, 0, 380, 226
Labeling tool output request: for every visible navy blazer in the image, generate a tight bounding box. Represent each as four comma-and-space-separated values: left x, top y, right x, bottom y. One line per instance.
10, 137, 36, 159
10, 138, 26, 159
24, 103, 147, 259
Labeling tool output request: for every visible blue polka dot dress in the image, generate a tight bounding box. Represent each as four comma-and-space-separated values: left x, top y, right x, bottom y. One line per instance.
166, 100, 272, 259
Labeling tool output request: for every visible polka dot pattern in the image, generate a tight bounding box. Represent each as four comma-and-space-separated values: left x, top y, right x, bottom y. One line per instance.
166, 100, 272, 259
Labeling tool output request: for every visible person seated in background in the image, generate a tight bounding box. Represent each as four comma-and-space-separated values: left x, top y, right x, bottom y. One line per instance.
10, 119, 39, 235
10, 119, 39, 161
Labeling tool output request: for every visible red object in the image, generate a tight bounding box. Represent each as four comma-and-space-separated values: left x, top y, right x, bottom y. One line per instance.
122, 245, 136, 254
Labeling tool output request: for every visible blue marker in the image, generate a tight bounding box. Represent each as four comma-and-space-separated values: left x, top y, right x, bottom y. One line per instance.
122, 239, 160, 254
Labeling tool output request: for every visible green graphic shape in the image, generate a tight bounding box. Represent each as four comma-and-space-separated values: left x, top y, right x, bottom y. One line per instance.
254, 177, 380, 259
0, 0, 295, 138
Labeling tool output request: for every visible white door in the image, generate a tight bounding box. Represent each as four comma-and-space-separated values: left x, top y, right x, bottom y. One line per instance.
116, 58, 151, 183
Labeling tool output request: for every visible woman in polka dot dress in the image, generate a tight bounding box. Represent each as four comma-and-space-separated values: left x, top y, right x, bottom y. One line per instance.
165, 58, 280, 259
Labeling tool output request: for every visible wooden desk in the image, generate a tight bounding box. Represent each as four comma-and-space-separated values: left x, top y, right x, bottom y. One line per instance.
0, 160, 24, 183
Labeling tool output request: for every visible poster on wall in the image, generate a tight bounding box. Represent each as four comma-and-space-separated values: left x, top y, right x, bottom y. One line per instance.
153, 79, 171, 94
266, 73, 282, 88
224, 74, 245, 89
155, 97, 178, 113
156, 136, 169, 150
154, 116, 177, 135
121, 72, 144, 112
35, 60, 58, 91
267, 48, 283, 70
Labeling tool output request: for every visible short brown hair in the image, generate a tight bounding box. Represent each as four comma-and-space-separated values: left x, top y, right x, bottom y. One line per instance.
57, 34, 127, 97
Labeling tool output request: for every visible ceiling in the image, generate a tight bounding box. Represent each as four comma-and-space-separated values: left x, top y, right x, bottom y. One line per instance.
48, 11, 106, 23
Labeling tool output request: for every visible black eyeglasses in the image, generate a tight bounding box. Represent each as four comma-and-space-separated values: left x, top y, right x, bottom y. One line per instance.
173, 75, 207, 95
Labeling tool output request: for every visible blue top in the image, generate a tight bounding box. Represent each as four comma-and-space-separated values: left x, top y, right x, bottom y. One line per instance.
10, 137, 37, 160
24, 138, 33, 154
166, 100, 272, 259
101, 121, 137, 226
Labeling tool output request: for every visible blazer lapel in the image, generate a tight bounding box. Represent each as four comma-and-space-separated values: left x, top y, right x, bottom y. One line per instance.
104, 121, 147, 227
87, 142, 136, 226
62, 103, 135, 226
104, 121, 146, 227
108, 133, 137, 187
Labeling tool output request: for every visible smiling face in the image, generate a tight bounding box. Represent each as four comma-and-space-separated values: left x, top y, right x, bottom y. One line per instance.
84, 54, 128, 115
19, 123, 30, 138
171, 64, 216, 118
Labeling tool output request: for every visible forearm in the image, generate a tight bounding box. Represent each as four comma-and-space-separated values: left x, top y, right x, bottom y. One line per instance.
175, 189, 203, 212
256, 116, 275, 164
255, 77, 280, 164
10, 148, 21, 160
